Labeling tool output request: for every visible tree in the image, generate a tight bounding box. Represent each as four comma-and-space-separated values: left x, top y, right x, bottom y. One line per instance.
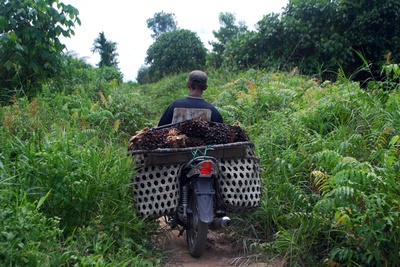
207, 12, 247, 68
91, 32, 119, 68
143, 29, 207, 83
338, 0, 400, 81
219, 0, 400, 82
146, 11, 178, 40
275, 0, 400, 81
136, 65, 151, 84
279, 0, 349, 76
211, 12, 247, 46
0, 0, 80, 103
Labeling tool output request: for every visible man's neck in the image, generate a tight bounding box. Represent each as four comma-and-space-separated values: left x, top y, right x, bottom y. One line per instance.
189, 88, 203, 97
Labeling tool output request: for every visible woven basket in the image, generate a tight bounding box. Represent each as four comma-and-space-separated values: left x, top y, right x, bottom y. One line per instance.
132, 164, 181, 217
131, 142, 261, 217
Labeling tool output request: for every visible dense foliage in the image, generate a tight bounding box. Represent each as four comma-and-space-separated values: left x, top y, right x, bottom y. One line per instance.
138, 1, 399, 85
207, 12, 248, 69
140, 29, 207, 84
0, 77, 157, 266
91, 31, 119, 69
1, 1, 400, 266
1, 67, 399, 266
146, 11, 178, 40
0, 0, 80, 102
215, 0, 400, 83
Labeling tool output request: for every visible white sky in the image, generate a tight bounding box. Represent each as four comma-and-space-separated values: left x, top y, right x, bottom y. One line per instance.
61, 0, 288, 82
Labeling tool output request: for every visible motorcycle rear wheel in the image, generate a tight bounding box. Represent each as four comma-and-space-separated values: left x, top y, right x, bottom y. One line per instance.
186, 191, 208, 258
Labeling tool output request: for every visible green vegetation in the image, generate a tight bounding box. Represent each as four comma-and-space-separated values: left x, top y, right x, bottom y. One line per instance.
209, 0, 400, 82
139, 29, 207, 84
0, 0, 80, 101
1, 68, 399, 266
1, 0, 399, 265
0, 79, 158, 266
146, 11, 178, 40
91, 32, 119, 69
136, 0, 400, 84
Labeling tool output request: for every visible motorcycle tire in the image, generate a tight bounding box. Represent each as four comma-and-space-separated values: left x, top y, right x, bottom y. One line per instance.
186, 191, 208, 258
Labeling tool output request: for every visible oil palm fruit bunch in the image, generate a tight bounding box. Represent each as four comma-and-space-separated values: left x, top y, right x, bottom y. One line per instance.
204, 123, 234, 144
185, 137, 206, 147
164, 128, 188, 148
176, 117, 209, 138
231, 125, 250, 142
129, 117, 250, 151
134, 127, 165, 150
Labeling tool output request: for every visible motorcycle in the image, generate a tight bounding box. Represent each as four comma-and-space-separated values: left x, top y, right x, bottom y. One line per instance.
129, 123, 261, 258
168, 155, 230, 257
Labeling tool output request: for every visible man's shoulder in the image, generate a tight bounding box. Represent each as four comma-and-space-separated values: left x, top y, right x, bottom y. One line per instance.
174, 97, 188, 102
168, 98, 188, 106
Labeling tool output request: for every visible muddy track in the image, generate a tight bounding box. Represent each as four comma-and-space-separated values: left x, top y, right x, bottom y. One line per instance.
155, 219, 284, 267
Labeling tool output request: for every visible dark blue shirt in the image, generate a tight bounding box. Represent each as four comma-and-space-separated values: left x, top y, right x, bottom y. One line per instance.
158, 96, 223, 126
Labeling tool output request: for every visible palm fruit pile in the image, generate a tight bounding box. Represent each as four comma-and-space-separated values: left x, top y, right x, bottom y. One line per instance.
128, 117, 249, 151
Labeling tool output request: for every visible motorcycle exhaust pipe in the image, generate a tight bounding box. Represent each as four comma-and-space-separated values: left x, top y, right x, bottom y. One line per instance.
210, 216, 231, 230
220, 216, 231, 228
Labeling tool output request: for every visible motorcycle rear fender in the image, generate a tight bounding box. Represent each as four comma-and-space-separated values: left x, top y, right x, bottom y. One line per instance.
192, 177, 215, 223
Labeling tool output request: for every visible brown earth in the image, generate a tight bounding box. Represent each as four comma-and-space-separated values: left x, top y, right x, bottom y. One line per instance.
155, 219, 285, 267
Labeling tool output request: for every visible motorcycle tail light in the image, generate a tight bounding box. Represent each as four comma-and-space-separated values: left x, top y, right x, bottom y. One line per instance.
200, 161, 213, 175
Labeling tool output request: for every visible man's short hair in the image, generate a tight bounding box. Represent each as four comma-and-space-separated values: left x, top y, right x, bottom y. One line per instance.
188, 70, 208, 89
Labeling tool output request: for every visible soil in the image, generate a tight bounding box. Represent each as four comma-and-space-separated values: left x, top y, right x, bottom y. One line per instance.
155, 218, 285, 267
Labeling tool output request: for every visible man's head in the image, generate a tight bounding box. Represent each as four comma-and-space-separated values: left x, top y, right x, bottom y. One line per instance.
188, 70, 208, 90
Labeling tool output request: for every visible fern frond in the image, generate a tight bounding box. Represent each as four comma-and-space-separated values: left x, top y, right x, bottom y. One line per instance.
312, 150, 343, 171
98, 91, 108, 108
71, 112, 79, 120
334, 208, 352, 227
279, 182, 309, 208
90, 102, 99, 112
284, 211, 317, 229
328, 186, 355, 200
375, 127, 394, 149
113, 119, 120, 133
82, 128, 97, 135
332, 157, 359, 173
114, 112, 129, 119
29, 98, 39, 117
247, 80, 257, 95
330, 247, 355, 265
87, 110, 114, 120
334, 169, 377, 190
310, 170, 332, 194
314, 197, 335, 213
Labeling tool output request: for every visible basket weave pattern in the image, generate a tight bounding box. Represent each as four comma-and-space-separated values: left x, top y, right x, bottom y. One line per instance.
131, 142, 261, 217
132, 163, 181, 217
217, 156, 261, 212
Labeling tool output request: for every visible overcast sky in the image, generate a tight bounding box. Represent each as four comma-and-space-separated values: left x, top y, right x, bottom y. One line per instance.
61, 0, 289, 82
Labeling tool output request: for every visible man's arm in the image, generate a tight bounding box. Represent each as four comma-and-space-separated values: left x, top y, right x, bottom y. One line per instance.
158, 105, 174, 126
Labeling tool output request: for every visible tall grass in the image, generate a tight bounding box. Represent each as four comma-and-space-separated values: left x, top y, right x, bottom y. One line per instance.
0, 81, 160, 265
1, 69, 399, 266
191, 69, 399, 266
231, 72, 400, 266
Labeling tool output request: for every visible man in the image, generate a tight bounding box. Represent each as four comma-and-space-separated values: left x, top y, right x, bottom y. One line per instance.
157, 70, 223, 126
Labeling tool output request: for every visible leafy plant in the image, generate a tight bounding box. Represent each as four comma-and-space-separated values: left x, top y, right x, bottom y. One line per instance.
146, 11, 178, 40
91, 32, 119, 69
0, 88, 161, 265
144, 29, 207, 83
0, 0, 80, 102
0, 192, 63, 266
1, 67, 399, 266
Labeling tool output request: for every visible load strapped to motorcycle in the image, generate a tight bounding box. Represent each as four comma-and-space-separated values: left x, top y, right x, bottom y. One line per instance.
128, 117, 261, 217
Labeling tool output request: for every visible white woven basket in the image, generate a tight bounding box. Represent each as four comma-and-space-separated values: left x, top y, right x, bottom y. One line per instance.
131, 142, 261, 217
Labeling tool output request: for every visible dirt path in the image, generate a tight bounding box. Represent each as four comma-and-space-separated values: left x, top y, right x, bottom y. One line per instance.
156, 219, 284, 267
